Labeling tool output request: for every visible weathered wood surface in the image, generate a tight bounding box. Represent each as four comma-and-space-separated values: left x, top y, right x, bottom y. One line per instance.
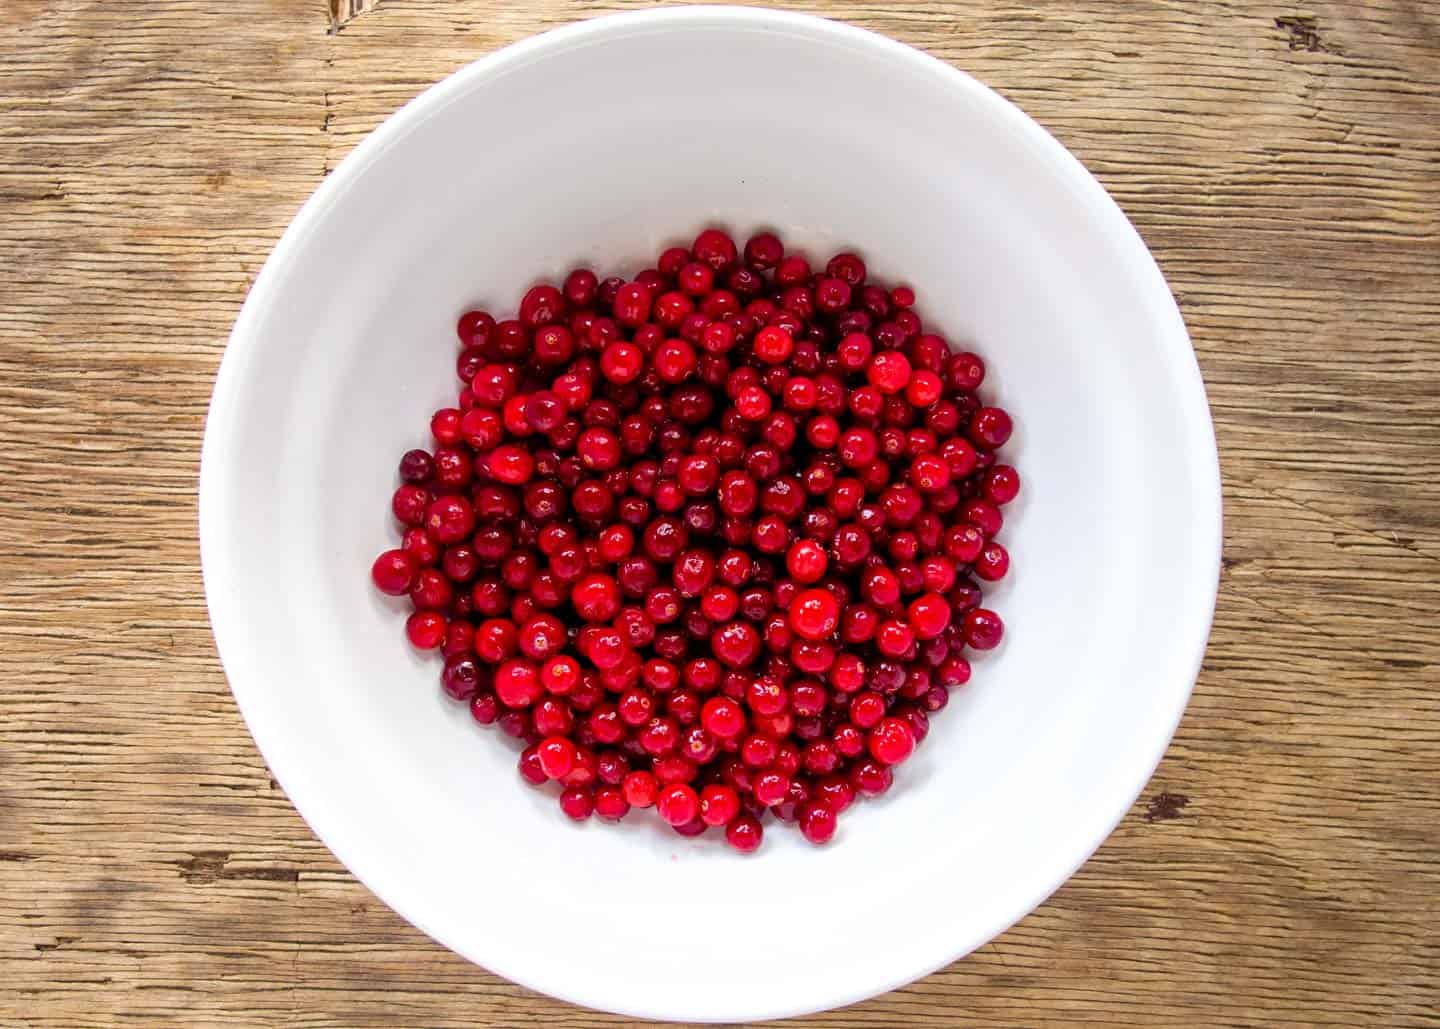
2, 1, 1438, 1025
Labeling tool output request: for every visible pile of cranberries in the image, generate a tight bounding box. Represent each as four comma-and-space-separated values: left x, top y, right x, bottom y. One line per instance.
370, 229, 1017, 852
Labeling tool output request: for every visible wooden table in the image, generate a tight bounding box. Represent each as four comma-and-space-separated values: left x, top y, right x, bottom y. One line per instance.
3, 2, 1438, 1025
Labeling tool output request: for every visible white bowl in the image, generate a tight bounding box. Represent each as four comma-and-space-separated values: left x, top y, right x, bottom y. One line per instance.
201, 6, 1220, 1022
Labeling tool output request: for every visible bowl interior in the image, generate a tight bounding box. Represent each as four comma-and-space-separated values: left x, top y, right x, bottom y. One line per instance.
202, 9, 1219, 1022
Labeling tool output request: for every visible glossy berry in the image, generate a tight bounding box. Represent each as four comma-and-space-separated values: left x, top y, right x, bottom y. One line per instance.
537, 736, 577, 779
725, 814, 764, 852
405, 610, 447, 650
372, 549, 418, 595
656, 783, 700, 826
963, 608, 1005, 650
868, 717, 916, 765
789, 588, 839, 641
798, 801, 837, 844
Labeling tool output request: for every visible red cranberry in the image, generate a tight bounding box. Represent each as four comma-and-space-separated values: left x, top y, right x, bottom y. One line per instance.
868, 717, 915, 765
962, 607, 1004, 650
657, 783, 700, 826
798, 801, 837, 844
785, 540, 828, 584
457, 309, 495, 346
405, 611, 446, 650
692, 229, 738, 271
970, 406, 1013, 448
983, 464, 1021, 505
371, 549, 418, 595
699, 784, 741, 827
559, 786, 595, 821
571, 573, 621, 622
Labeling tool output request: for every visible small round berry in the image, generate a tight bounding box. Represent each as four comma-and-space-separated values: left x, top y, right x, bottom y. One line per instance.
494, 659, 543, 708
623, 770, 659, 808
441, 655, 481, 701
725, 814, 764, 852
963, 607, 1005, 650
909, 453, 951, 493
867, 351, 912, 394
487, 445, 534, 485
371, 549, 418, 595
785, 540, 829, 584
699, 784, 741, 827
849, 691, 886, 729
906, 369, 944, 408
559, 786, 595, 821
701, 696, 746, 739
571, 573, 621, 622
405, 610, 446, 650
710, 620, 761, 669
536, 736, 577, 779
734, 385, 772, 421
970, 406, 1013, 448
693, 228, 738, 271
519, 284, 564, 328
907, 592, 953, 639
612, 283, 652, 327
752, 771, 790, 807
868, 716, 916, 765
656, 783, 700, 826
789, 588, 840, 641
983, 464, 1021, 505
457, 309, 494, 345
600, 341, 645, 383
753, 326, 794, 364
798, 801, 837, 845
974, 542, 1010, 582
594, 786, 631, 821
518, 745, 547, 785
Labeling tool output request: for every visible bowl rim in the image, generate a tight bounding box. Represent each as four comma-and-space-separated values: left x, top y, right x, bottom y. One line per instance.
200, 5, 1223, 1021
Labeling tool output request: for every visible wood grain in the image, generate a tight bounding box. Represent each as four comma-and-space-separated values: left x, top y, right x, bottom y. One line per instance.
2, 1, 1438, 1025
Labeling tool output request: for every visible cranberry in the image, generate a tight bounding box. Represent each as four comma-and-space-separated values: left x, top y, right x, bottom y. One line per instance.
441, 655, 482, 701
970, 406, 1013, 448
699, 784, 741, 827
840, 759, 883, 798
753, 770, 790, 807
494, 659, 543, 708
656, 783, 700, 826
692, 229, 738, 271
725, 814, 763, 852
710, 621, 761, 670
371, 549, 418, 595
485, 445, 533, 486
537, 736, 577, 779
559, 786, 595, 821
798, 801, 838, 844
907, 592, 952, 638
594, 786, 631, 821
743, 232, 783, 269
405, 611, 446, 650
974, 542, 1010, 582
571, 573, 621, 622
622, 770, 658, 808
785, 540, 828, 584
868, 717, 915, 765
457, 309, 495, 346
983, 464, 1021, 505
962, 608, 1005, 650
789, 588, 839, 641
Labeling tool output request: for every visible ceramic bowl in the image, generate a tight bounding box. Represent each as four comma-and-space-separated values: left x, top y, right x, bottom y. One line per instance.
201, 6, 1221, 1021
